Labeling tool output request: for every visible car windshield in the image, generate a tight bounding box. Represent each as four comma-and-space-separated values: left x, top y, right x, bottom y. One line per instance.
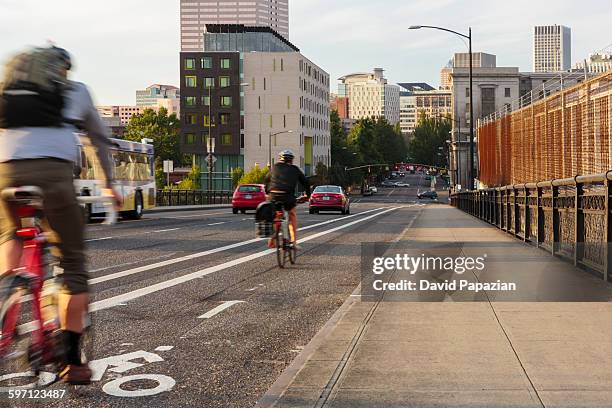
314, 186, 342, 193
238, 185, 261, 193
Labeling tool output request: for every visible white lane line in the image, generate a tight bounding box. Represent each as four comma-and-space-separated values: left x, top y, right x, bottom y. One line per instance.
87, 207, 399, 313
207, 222, 226, 226
18, 207, 401, 333
86, 237, 112, 243
387, 189, 395, 197
151, 228, 181, 233
198, 301, 245, 319
89, 207, 385, 285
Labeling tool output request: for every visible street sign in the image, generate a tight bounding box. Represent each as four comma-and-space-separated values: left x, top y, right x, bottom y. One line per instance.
204, 154, 217, 165
163, 160, 174, 173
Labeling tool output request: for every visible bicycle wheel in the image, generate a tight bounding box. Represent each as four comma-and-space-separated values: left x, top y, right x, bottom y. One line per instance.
275, 226, 286, 268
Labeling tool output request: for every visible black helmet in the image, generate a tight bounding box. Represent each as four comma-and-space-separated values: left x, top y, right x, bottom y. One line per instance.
278, 149, 295, 163
52, 46, 72, 70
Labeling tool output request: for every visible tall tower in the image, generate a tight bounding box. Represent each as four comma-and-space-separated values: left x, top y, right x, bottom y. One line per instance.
180, 0, 289, 51
533, 25, 571, 72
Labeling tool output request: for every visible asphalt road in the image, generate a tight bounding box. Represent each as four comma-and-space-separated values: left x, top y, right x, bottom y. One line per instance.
3, 173, 444, 408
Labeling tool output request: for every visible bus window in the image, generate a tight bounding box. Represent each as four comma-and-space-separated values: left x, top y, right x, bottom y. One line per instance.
113, 152, 129, 181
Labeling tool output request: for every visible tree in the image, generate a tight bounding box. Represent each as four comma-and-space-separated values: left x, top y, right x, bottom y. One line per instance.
176, 164, 201, 190
231, 167, 244, 188
373, 117, 407, 165
310, 162, 329, 187
123, 107, 183, 165
238, 165, 269, 185
408, 113, 451, 168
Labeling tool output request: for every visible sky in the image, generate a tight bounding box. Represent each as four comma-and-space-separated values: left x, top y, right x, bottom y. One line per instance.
0, 0, 610, 105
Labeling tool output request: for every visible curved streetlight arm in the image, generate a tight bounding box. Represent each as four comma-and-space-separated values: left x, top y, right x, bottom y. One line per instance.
409, 25, 469, 40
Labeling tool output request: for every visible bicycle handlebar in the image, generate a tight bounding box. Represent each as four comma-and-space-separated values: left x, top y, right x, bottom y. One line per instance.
77, 196, 118, 225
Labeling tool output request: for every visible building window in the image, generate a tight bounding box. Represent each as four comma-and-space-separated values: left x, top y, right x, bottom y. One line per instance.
220, 58, 231, 69
269, 115, 273, 128
220, 96, 232, 107
240, 134, 244, 149
185, 113, 197, 125
251, 77, 256, 90
258, 96, 261, 109
202, 96, 210, 106
185, 133, 196, 144
219, 76, 230, 88
185, 76, 197, 87
185, 96, 196, 107
201, 57, 212, 69
221, 133, 232, 145
205, 77, 215, 88
287, 96, 291, 109
505, 87, 511, 97
264, 77, 266, 91
273, 59, 276, 72
465, 88, 470, 97
203, 115, 212, 127
185, 58, 196, 70
281, 58, 284, 71
258, 133, 262, 146
220, 113, 230, 125
283, 114, 286, 128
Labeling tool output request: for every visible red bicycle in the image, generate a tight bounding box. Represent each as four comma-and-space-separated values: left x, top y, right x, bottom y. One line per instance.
0, 186, 115, 388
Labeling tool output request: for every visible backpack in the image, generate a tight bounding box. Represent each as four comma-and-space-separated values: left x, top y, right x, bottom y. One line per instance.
0, 47, 68, 128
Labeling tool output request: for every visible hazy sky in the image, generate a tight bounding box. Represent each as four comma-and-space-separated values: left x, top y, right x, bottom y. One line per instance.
1, 0, 610, 105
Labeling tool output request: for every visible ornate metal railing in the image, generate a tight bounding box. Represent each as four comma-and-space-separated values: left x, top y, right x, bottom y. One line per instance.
156, 190, 232, 206
451, 172, 612, 281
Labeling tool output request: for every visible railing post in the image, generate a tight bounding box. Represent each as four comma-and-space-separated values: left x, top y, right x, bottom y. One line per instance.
523, 186, 529, 242
574, 178, 584, 267
537, 185, 544, 248
605, 173, 611, 281
513, 187, 519, 236
552, 183, 559, 255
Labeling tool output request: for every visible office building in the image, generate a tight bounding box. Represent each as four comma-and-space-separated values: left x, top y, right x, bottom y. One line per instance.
398, 83, 450, 137
573, 51, 612, 74
453, 52, 496, 69
96, 105, 145, 126
180, 24, 330, 189
338, 68, 400, 125
180, 0, 289, 51
533, 25, 571, 72
136, 84, 180, 107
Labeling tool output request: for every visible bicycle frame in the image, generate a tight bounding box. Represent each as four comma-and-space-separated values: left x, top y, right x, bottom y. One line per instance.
0, 204, 54, 368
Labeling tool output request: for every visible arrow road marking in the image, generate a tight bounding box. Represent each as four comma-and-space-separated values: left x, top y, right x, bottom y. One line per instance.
198, 301, 245, 319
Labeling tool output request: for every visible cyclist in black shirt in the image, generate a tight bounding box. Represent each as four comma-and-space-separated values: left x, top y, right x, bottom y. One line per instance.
264, 150, 310, 246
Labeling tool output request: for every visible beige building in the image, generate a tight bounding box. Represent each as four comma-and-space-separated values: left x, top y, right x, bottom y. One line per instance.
96, 105, 145, 126
533, 25, 571, 72
454, 52, 496, 68
338, 68, 400, 125
243, 52, 330, 176
398, 83, 451, 136
180, 0, 289, 51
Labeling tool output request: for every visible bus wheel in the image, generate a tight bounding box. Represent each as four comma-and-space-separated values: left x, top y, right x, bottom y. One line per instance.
127, 191, 144, 220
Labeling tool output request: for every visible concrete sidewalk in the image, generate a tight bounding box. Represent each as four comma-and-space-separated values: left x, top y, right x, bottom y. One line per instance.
258, 204, 612, 408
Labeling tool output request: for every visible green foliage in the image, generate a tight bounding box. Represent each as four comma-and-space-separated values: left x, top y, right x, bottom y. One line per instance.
154, 157, 165, 189
310, 162, 329, 187
231, 167, 244, 188
238, 164, 269, 185
408, 112, 451, 168
123, 107, 183, 165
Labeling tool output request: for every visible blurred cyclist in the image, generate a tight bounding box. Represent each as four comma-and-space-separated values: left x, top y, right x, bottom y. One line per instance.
0, 46, 121, 384
264, 150, 310, 247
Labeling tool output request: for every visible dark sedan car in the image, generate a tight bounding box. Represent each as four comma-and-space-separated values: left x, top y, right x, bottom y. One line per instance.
417, 191, 438, 200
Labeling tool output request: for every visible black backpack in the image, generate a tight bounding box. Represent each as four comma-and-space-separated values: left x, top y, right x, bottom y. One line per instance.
0, 47, 68, 128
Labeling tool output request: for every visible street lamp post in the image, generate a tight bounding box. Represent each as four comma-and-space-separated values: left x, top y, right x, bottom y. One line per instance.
268, 130, 293, 167
409, 25, 475, 190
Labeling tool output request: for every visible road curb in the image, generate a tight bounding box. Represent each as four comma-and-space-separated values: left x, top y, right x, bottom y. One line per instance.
255, 285, 363, 408
147, 205, 231, 214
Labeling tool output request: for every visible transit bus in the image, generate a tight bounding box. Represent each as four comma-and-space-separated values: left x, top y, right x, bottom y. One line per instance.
75, 136, 155, 220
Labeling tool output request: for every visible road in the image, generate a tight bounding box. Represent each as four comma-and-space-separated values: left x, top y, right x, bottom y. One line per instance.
3, 173, 443, 408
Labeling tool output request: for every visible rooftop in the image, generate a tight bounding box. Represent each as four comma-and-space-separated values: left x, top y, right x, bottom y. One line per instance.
204, 24, 299, 52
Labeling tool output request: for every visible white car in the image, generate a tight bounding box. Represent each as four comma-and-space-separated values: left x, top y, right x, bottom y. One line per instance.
395, 182, 410, 187
370, 186, 378, 194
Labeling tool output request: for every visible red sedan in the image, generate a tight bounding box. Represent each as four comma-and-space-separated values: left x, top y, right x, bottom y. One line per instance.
309, 185, 350, 215
232, 184, 266, 214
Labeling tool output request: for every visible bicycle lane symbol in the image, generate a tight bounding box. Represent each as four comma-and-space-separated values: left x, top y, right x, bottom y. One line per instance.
89, 348, 176, 397
0, 347, 176, 397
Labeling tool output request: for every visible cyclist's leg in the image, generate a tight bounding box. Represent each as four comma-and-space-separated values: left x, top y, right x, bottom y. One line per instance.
286, 202, 298, 243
